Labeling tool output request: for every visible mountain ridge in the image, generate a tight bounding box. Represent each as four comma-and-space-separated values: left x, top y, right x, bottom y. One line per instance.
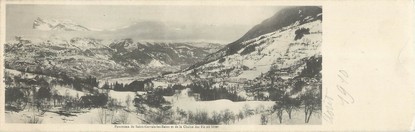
33, 17, 91, 31
4, 37, 223, 79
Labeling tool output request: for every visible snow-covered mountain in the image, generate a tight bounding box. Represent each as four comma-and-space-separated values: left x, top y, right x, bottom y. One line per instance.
203, 6, 322, 63
4, 37, 223, 79
183, 20, 321, 80
109, 39, 223, 68
159, 6, 322, 99
33, 17, 91, 31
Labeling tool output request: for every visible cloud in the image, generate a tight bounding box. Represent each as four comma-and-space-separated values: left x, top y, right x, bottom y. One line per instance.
6, 5, 281, 43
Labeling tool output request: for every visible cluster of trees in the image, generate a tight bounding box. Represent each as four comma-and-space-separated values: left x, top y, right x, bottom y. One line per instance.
243, 55, 322, 123
5, 87, 28, 111
187, 109, 236, 124
187, 81, 245, 101
270, 80, 321, 124
294, 28, 310, 40
143, 108, 239, 125
133, 91, 170, 113
4, 71, 126, 115
101, 79, 153, 92
132, 90, 175, 124
58, 74, 98, 92
5, 72, 54, 112
80, 94, 109, 108
271, 56, 322, 123
152, 84, 186, 96
298, 56, 322, 78
73, 77, 98, 92
5, 86, 54, 112
240, 44, 258, 55
141, 103, 266, 125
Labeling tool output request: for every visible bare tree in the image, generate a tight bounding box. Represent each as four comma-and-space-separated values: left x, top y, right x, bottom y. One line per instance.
282, 95, 301, 119
301, 85, 321, 123
273, 103, 284, 124
302, 89, 321, 123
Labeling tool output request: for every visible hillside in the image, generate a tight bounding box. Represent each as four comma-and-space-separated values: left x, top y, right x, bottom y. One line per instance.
159, 6, 322, 101
201, 6, 322, 65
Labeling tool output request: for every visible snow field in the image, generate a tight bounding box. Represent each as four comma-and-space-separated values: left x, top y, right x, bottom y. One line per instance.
164, 89, 274, 114
108, 90, 136, 107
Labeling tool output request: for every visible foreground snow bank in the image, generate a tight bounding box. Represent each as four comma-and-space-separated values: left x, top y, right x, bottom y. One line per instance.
168, 97, 274, 114
164, 88, 275, 113
5, 108, 143, 124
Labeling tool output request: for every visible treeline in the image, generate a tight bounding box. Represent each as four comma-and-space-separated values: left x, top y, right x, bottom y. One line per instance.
4, 71, 117, 112
58, 74, 99, 92
101, 79, 153, 92
6, 83, 122, 114
102, 79, 246, 101
153, 84, 186, 96
142, 103, 267, 125
187, 81, 245, 101
5, 68, 100, 93
3, 64, 100, 90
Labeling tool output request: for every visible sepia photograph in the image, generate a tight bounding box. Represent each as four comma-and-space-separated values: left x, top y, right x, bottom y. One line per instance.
1, 0, 415, 131
3, 5, 322, 125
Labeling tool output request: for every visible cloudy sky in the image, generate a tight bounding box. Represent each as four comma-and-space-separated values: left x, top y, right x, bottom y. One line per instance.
6, 5, 282, 43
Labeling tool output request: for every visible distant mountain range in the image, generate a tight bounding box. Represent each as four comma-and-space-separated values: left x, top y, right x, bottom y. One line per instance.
26, 17, 245, 43
4, 37, 223, 79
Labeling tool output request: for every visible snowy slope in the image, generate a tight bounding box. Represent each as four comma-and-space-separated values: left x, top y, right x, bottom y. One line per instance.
195, 20, 321, 80
203, 6, 322, 63
157, 6, 322, 104
165, 19, 321, 83
147, 59, 169, 67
